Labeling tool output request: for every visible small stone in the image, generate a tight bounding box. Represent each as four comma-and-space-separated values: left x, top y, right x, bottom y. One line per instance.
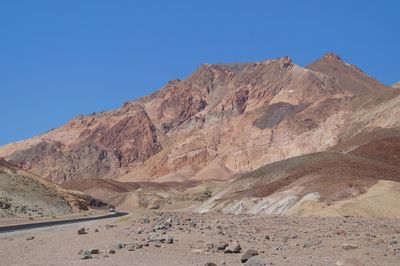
108, 249, 116, 254
90, 249, 100, 254
26, 236, 35, 241
81, 250, 93, 260
343, 243, 358, 250
94, 229, 99, 233
105, 224, 116, 229
77, 227, 87, 235
115, 242, 127, 249
243, 256, 266, 266
189, 221, 197, 228
224, 241, 241, 253
217, 241, 229, 251
205, 263, 217, 266
265, 235, 270, 240
165, 236, 173, 244
154, 222, 172, 230
241, 248, 259, 263
191, 249, 204, 254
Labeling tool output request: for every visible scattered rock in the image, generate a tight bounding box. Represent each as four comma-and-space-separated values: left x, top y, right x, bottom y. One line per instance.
224, 241, 241, 253
217, 241, 229, 251
189, 221, 197, 228
165, 236, 174, 244
105, 224, 116, 229
243, 256, 266, 266
241, 248, 259, 263
154, 221, 172, 230
191, 249, 203, 254
205, 263, 217, 266
148, 232, 160, 242
26, 236, 35, 241
77, 227, 87, 235
343, 244, 358, 250
90, 249, 100, 254
134, 243, 143, 249
108, 249, 116, 254
81, 250, 93, 260
115, 242, 127, 249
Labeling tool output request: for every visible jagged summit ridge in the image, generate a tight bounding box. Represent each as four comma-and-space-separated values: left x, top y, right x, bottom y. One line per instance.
322, 52, 344, 62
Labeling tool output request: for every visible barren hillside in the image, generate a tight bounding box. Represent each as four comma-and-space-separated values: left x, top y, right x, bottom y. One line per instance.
0, 158, 94, 218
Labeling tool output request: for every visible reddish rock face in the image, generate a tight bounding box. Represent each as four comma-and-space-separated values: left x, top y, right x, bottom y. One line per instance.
1, 53, 398, 184
86, 110, 162, 166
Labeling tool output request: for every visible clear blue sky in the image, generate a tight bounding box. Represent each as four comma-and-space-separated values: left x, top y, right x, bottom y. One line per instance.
1, 1, 399, 146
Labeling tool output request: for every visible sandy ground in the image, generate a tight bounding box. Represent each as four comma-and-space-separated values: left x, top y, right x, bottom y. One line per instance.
0, 212, 399, 266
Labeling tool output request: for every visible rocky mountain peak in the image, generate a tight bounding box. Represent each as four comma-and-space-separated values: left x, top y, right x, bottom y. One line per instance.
306, 52, 390, 96
276, 56, 293, 69
322, 52, 344, 62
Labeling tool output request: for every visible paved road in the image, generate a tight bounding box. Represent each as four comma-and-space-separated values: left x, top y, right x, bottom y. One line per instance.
0, 211, 129, 234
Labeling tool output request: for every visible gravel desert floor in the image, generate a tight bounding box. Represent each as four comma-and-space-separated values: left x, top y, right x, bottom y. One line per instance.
1, 212, 399, 266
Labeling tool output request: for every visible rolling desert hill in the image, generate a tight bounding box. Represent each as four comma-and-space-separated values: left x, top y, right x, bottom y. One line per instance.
0, 158, 97, 218
61, 178, 213, 211
393, 81, 400, 88
1, 53, 400, 218
196, 130, 400, 218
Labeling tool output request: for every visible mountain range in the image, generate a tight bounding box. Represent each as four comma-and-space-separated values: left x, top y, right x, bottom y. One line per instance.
1, 52, 399, 218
